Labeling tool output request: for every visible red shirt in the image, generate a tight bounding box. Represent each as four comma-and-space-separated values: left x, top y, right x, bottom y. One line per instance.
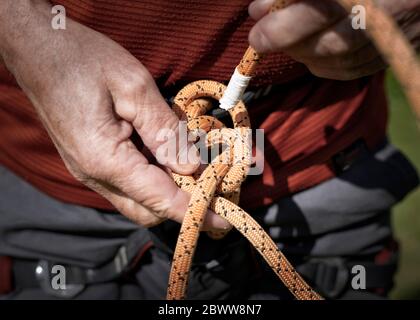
0, 0, 387, 210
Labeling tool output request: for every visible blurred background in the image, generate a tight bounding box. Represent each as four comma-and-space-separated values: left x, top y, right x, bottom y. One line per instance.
387, 72, 420, 299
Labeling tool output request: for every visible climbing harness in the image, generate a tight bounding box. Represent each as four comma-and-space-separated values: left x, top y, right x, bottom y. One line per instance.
167, 0, 420, 300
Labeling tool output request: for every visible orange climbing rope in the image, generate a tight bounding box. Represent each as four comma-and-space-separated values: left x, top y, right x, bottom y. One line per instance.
167, 0, 420, 300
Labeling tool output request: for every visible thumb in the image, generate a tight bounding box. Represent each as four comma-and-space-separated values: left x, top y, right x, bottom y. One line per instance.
112, 71, 200, 175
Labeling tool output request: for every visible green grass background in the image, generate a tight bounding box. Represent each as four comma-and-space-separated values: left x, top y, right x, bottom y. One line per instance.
387, 72, 420, 299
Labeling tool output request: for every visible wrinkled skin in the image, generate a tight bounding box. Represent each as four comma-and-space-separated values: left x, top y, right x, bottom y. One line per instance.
0, 0, 230, 230
249, 0, 420, 80
0, 0, 419, 229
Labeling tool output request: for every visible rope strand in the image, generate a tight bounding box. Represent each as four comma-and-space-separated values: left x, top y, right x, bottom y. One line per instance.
166, 0, 420, 300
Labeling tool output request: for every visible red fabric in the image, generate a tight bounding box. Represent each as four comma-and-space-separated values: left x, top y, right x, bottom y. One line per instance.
0, 0, 387, 211
0, 256, 12, 294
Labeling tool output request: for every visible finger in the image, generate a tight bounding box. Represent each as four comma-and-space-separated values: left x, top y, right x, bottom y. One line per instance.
249, 0, 276, 21
104, 187, 230, 231
295, 43, 381, 71
95, 166, 231, 231
249, 0, 347, 53
374, 0, 420, 16
110, 68, 200, 175
87, 136, 230, 230
286, 16, 371, 59
81, 137, 184, 220
103, 191, 166, 227
104, 171, 231, 231
306, 56, 387, 80
105, 142, 189, 220
203, 209, 232, 232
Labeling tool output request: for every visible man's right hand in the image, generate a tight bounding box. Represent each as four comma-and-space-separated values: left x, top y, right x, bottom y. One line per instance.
0, 1, 230, 230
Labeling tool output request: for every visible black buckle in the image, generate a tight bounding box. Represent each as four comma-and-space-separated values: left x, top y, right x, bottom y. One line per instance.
298, 258, 349, 299
34, 246, 129, 299
35, 260, 85, 299
332, 139, 368, 175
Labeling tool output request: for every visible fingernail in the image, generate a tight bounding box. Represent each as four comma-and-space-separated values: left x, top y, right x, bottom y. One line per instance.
249, 26, 271, 53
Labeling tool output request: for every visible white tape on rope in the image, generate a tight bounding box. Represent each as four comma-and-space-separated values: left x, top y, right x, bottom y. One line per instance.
219, 67, 252, 110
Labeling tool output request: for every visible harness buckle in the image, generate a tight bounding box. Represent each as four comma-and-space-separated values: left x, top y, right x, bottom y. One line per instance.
298, 257, 349, 299
35, 260, 85, 299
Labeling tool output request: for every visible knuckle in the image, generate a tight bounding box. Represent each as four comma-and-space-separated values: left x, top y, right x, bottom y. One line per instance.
131, 72, 151, 92
153, 208, 171, 220
250, 25, 270, 51
252, 18, 286, 51
120, 74, 149, 98
136, 213, 166, 229
117, 200, 162, 227
117, 67, 153, 99
262, 20, 294, 49
317, 33, 350, 57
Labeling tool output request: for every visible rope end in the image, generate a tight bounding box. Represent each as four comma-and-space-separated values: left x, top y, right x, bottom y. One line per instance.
219, 67, 252, 110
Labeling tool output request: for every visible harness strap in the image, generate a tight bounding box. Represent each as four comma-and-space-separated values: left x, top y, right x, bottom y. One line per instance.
7, 232, 153, 298
0, 256, 12, 295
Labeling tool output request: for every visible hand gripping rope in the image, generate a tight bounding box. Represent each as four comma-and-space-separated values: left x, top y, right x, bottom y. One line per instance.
167, 0, 420, 300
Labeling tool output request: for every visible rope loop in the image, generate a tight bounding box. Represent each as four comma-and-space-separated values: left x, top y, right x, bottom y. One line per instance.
172, 80, 252, 196
166, 0, 420, 301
